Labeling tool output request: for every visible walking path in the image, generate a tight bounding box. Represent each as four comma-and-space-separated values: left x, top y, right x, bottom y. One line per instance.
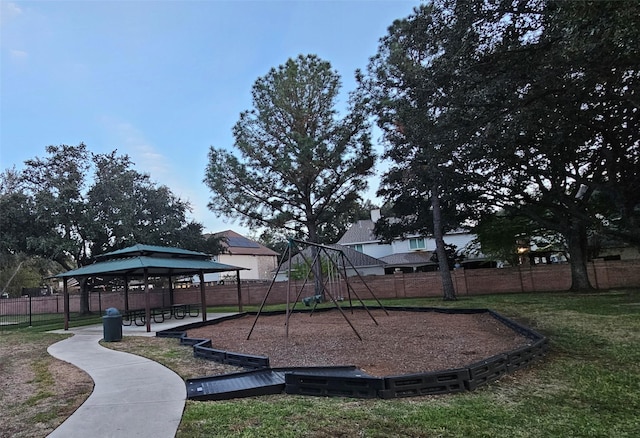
46, 313, 235, 438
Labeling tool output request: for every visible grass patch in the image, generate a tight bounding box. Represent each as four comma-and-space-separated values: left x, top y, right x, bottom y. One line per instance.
0, 312, 104, 332
100, 336, 242, 380
173, 290, 640, 437
0, 329, 93, 437
31, 358, 55, 386
25, 390, 55, 406
3, 289, 639, 437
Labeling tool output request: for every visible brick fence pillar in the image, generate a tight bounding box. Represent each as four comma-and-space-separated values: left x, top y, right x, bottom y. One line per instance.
519, 267, 534, 292
453, 269, 468, 296
591, 259, 610, 290
393, 271, 406, 298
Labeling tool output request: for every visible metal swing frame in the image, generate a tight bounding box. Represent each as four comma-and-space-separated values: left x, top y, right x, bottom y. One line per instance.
247, 239, 388, 341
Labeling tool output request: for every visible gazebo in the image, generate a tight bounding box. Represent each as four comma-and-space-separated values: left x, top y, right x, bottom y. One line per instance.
54, 244, 247, 332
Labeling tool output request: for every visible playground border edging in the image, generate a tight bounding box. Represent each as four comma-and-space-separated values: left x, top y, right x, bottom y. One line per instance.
157, 307, 548, 400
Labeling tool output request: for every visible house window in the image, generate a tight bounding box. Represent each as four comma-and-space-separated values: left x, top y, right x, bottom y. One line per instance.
352, 244, 363, 253
409, 238, 426, 250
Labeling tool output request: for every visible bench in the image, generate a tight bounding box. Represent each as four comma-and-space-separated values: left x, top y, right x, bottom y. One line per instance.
122, 304, 200, 326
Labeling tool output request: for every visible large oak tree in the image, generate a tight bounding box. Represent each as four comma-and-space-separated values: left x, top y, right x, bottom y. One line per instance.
450, 0, 640, 290
364, 0, 639, 292
1, 144, 216, 311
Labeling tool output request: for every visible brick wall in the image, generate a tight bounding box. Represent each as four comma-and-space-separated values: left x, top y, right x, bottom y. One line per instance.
172, 259, 640, 307
5, 259, 637, 317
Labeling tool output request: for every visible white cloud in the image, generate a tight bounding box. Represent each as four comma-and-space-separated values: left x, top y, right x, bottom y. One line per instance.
9, 49, 28, 60
1, 3, 26, 55
98, 115, 241, 232
1, 2, 23, 23
102, 118, 170, 178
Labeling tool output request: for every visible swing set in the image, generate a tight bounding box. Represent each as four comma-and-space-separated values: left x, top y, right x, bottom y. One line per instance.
247, 239, 388, 341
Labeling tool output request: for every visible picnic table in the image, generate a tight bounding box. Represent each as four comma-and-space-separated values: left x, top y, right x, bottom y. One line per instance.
122, 304, 200, 326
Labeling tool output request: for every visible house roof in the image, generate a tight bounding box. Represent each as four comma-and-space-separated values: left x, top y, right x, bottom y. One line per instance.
337, 216, 474, 247
337, 220, 379, 245
213, 230, 279, 256
55, 244, 246, 279
330, 244, 386, 268
378, 251, 435, 268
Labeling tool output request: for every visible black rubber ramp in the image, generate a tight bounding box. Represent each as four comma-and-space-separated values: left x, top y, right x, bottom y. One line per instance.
187, 369, 286, 401
186, 366, 372, 401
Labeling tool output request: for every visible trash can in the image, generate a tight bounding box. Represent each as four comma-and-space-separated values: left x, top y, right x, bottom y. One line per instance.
102, 307, 122, 342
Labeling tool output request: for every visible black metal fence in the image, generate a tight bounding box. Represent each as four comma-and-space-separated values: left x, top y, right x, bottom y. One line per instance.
0, 295, 66, 329
0, 289, 174, 330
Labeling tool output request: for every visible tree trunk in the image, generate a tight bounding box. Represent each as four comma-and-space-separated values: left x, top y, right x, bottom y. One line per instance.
432, 186, 456, 301
566, 220, 594, 291
79, 278, 91, 314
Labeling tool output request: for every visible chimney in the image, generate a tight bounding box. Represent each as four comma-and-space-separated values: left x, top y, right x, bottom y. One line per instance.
371, 209, 381, 223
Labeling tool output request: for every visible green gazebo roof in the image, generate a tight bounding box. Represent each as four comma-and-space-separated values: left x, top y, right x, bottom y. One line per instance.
95, 244, 211, 261
55, 244, 245, 278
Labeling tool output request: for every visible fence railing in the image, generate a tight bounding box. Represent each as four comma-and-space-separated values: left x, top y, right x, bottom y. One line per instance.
0, 289, 172, 330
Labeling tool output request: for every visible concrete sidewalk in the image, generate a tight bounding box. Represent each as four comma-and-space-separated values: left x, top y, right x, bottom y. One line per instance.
47, 313, 235, 438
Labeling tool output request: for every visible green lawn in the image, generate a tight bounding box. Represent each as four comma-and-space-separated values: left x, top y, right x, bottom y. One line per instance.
0, 312, 104, 331
176, 290, 640, 437
4, 290, 639, 437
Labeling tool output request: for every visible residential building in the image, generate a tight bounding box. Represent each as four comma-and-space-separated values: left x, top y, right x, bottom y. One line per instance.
337, 210, 482, 274
272, 210, 488, 282
197, 230, 279, 284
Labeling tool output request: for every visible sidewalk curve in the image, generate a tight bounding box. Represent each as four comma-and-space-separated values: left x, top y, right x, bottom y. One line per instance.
46, 329, 186, 438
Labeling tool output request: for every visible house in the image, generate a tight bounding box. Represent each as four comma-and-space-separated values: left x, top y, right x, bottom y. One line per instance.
591, 235, 640, 261
196, 230, 279, 284
337, 209, 483, 274
271, 210, 490, 282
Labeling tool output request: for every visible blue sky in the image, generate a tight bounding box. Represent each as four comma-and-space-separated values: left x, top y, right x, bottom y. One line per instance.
1, 0, 418, 234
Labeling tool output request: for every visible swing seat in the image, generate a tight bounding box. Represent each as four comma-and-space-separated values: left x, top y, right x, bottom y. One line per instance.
302, 295, 323, 306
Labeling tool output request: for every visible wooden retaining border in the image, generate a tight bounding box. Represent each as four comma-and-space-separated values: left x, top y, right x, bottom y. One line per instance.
157, 307, 548, 400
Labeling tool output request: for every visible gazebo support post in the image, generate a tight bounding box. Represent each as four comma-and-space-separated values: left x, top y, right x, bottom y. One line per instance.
199, 272, 207, 323
169, 275, 175, 306
144, 268, 151, 333
124, 276, 129, 312
236, 270, 243, 313
63, 278, 69, 331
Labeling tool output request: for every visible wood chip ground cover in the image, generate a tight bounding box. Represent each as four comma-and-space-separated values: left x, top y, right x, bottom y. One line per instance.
187, 309, 532, 376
